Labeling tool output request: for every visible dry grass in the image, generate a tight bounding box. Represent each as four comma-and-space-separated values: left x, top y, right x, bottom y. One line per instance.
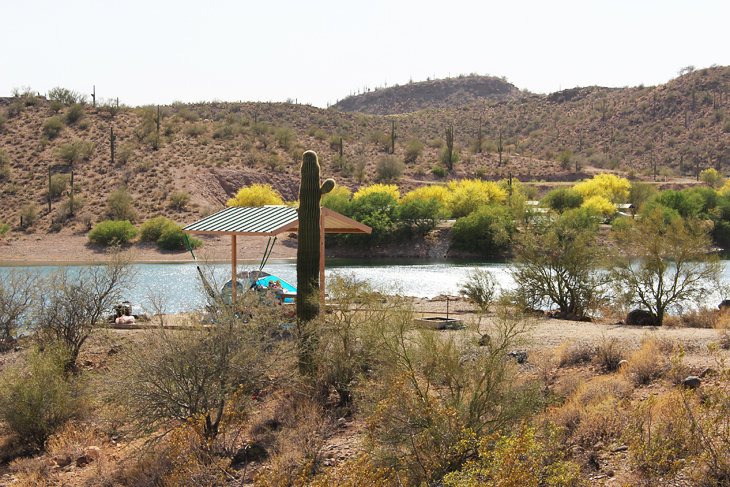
622, 337, 670, 385
593, 336, 626, 372
555, 341, 595, 368
664, 308, 730, 329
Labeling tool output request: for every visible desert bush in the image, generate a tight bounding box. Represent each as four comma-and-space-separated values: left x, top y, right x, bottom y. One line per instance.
594, 336, 626, 372
542, 187, 583, 213
0, 148, 10, 180
623, 337, 669, 385
401, 185, 449, 206
446, 179, 507, 218
612, 207, 722, 325
397, 197, 443, 235
106, 187, 137, 221
624, 390, 700, 480
309, 455, 406, 486
168, 190, 190, 210
256, 397, 333, 486
512, 209, 608, 320
274, 127, 295, 149
556, 341, 595, 367
431, 166, 446, 177
672, 307, 730, 329
375, 155, 404, 182
443, 426, 581, 487
108, 300, 285, 443
451, 205, 514, 256
58, 140, 94, 164
139, 216, 174, 242
0, 345, 81, 450
34, 256, 131, 369
363, 306, 541, 483
368, 131, 391, 152
183, 122, 207, 137
19, 203, 39, 229
157, 223, 200, 251
42, 116, 64, 139
700, 168, 723, 188
0, 271, 35, 341
48, 173, 69, 199
88, 220, 138, 246
321, 185, 352, 215
0, 112, 6, 132
347, 191, 398, 241
64, 103, 84, 125
404, 138, 423, 164
0, 222, 9, 237
581, 194, 616, 217
47, 87, 85, 105
460, 268, 498, 312
227, 183, 284, 207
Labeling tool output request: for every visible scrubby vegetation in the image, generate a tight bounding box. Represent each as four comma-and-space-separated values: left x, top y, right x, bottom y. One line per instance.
88, 220, 138, 246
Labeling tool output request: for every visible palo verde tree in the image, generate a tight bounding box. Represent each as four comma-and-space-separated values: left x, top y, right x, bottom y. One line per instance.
612, 207, 722, 325
511, 208, 610, 320
296, 150, 335, 375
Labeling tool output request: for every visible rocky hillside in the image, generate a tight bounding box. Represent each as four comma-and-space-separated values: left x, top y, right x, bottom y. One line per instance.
0, 66, 728, 241
331, 75, 521, 115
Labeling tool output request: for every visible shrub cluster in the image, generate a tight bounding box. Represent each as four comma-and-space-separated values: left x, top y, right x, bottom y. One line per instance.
88, 220, 138, 246
140, 216, 201, 251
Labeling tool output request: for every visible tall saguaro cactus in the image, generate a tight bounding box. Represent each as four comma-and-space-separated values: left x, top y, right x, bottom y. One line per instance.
296, 150, 335, 374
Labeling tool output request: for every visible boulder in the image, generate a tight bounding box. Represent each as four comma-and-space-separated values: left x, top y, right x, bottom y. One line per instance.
75, 446, 100, 467
508, 350, 528, 364
719, 299, 730, 310
682, 376, 701, 389
625, 309, 657, 326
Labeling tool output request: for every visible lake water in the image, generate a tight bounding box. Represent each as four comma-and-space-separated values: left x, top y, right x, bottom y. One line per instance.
1, 259, 727, 314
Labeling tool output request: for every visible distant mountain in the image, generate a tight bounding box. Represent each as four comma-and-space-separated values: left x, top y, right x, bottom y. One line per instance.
331, 75, 521, 115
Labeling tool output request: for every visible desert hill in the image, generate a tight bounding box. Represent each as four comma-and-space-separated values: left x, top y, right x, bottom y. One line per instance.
0, 66, 728, 242
331, 74, 521, 115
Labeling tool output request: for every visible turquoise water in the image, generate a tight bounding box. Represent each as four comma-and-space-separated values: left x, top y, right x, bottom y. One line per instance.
1, 259, 727, 314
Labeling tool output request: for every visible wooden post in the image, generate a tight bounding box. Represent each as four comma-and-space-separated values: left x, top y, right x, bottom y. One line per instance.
231, 234, 237, 303
319, 211, 326, 304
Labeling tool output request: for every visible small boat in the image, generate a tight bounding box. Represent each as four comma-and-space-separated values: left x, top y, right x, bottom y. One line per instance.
222, 270, 297, 304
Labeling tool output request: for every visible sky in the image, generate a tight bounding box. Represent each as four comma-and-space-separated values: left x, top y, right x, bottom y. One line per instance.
1, 0, 728, 108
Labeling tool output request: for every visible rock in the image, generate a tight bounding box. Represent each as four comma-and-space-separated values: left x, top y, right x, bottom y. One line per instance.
611, 444, 628, 452
337, 417, 347, 428
508, 351, 528, 364
718, 299, 730, 310
75, 446, 100, 467
478, 334, 491, 347
699, 367, 716, 378
107, 345, 122, 355
232, 442, 268, 465
682, 376, 701, 389
54, 455, 73, 468
618, 360, 629, 368
625, 309, 657, 326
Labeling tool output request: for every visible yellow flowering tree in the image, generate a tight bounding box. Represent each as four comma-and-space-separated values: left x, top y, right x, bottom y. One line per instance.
573, 173, 631, 203
581, 195, 616, 217
353, 184, 400, 201
447, 179, 507, 218
226, 183, 284, 207
401, 185, 450, 206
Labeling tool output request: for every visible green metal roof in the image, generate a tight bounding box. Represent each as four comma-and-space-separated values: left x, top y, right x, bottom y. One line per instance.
183, 206, 299, 236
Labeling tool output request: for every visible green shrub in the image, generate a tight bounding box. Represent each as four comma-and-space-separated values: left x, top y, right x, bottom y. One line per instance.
431, 166, 446, 178
451, 205, 514, 256
107, 188, 137, 221
542, 187, 583, 213
0, 112, 6, 132
348, 191, 399, 242
0, 148, 10, 180
321, 186, 352, 215
48, 174, 68, 199
460, 268, 498, 312
140, 216, 174, 242
183, 123, 206, 137
42, 117, 64, 139
274, 127, 295, 149
375, 155, 404, 182
64, 103, 84, 125
168, 191, 190, 210
47, 87, 86, 105
0, 223, 9, 236
0, 345, 80, 450
58, 140, 94, 164
157, 224, 201, 251
397, 197, 442, 235
404, 138, 424, 164
20, 203, 39, 229
88, 220, 138, 246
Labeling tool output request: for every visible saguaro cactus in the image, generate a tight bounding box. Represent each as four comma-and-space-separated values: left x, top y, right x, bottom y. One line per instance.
296, 150, 335, 374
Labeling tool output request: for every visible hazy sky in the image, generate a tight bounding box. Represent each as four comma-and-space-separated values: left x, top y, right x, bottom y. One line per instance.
2, 0, 728, 108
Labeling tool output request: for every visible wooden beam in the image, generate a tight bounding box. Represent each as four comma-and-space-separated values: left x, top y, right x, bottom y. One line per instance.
231, 234, 237, 303
319, 211, 325, 304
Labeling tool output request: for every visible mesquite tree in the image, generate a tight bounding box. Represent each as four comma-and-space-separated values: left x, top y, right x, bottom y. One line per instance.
296, 150, 334, 375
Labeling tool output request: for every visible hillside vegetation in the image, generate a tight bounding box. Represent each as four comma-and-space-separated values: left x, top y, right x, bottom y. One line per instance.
0, 66, 728, 240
